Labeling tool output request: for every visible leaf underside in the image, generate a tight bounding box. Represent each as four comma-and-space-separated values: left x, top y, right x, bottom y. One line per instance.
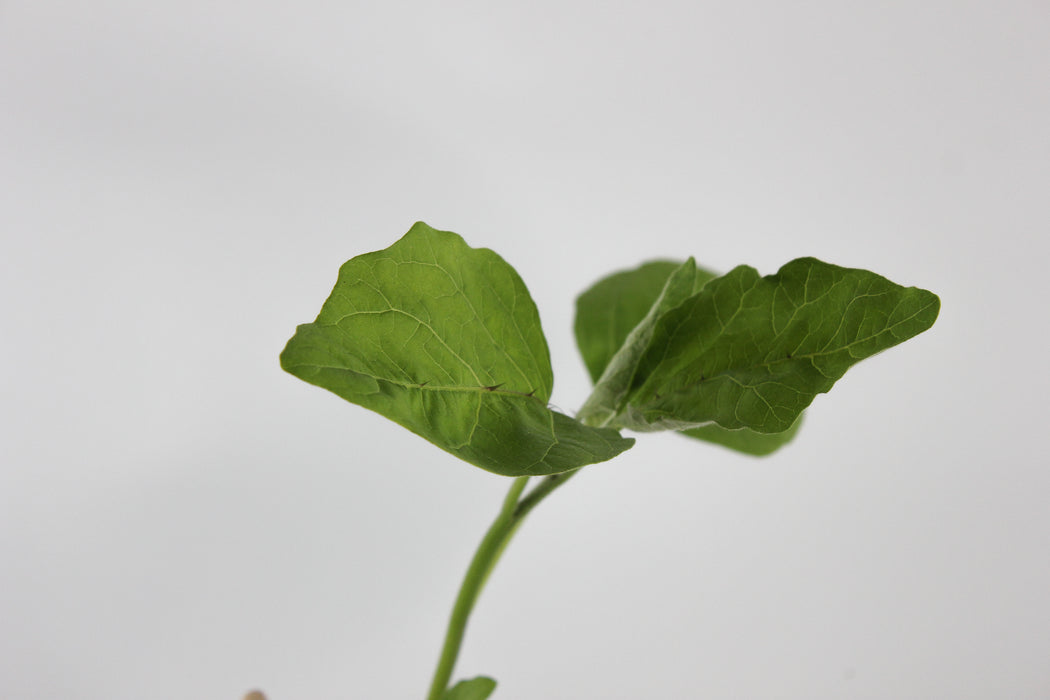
576, 259, 797, 455
575, 257, 939, 454
442, 676, 497, 700
679, 416, 802, 456
281, 222, 633, 476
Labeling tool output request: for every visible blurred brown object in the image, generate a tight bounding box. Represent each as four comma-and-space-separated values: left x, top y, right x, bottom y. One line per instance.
243, 692, 267, 700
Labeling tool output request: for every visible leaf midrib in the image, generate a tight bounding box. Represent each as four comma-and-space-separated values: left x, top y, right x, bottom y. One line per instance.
289, 360, 546, 402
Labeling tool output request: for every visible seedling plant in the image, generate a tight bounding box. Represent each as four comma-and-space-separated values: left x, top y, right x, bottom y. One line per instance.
280, 222, 939, 699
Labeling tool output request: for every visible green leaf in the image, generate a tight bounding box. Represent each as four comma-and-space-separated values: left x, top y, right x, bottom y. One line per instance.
606, 257, 940, 433
575, 259, 801, 455
574, 260, 718, 384
576, 259, 715, 428
442, 676, 497, 700
679, 416, 803, 456
280, 222, 634, 476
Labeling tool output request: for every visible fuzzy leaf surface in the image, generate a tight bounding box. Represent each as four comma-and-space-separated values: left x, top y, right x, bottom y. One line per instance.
442, 677, 497, 700
613, 257, 940, 433
281, 222, 633, 476
575, 260, 801, 455
575, 260, 716, 383
577, 259, 715, 427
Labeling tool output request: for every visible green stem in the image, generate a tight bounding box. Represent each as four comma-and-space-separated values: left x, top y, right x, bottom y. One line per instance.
514, 469, 579, 520
424, 470, 579, 700
425, 476, 529, 700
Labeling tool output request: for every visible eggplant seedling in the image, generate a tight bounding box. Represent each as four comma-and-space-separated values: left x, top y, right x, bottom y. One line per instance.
279, 222, 940, 699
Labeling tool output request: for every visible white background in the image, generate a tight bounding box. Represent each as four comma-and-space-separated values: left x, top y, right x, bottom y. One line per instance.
2, 2, 1048, 699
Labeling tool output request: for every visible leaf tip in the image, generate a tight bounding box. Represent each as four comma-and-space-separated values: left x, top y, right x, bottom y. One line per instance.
927, 288, 942, 317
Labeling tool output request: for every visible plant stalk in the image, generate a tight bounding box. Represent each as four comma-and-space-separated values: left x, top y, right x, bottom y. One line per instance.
424, 470, 579, 700
425, 476, 528, 700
